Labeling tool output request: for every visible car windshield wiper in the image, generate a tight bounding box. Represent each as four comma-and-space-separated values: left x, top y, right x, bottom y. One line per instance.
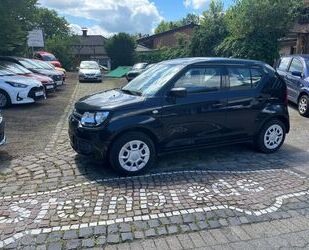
121, 88, 142, 96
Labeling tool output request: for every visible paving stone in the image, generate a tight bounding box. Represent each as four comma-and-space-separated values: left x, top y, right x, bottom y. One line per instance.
96, 235, 107, 245
167, 225, 178, 234
145, 228, 156, 237
79, 227, 93, 238
66, 239, 81, 249
94, 226, 106, 235
63, 230, 78, 240
107, 234, 120, 244
47, 242, 62, 250
82, 239, 95, 248
121, 232, 133, 242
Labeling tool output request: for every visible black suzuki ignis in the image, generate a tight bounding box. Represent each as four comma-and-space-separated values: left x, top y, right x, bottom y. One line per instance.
69, 58, 290, 175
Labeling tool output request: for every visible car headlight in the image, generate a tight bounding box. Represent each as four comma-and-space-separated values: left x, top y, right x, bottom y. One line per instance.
0, 114, 3, 124
80, 111, 109, 127
5, 81, 28, 88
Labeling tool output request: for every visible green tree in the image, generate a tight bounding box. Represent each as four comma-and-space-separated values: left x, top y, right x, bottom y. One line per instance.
0, 0, 37, 55
45, 35, 77, 70
190, 0, 227, 57
154, 14, 199, 34
105, 33, 136, 69
34, 8, 70, 39
218, 0, 303, 64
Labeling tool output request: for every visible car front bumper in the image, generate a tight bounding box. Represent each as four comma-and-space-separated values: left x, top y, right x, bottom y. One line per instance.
79, 75, 102, 81
68, 114, 110, 158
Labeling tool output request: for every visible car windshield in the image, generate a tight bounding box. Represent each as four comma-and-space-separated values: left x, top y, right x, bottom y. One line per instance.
0, 66, 15, 76
0, 62, 31, 74
42, 54, 56, 61
19, 59, 40, 70
132, 63, 147, 70
36, 61, 54, 70
80, 61, 99, 69
122, 63, 185, 96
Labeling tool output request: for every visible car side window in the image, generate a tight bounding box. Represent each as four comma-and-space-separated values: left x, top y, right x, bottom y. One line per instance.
278, 57, 291, 71
288, 58, 303, 74
228, 67, 252, 90
174, 67, 221, 93
251, 68, 263, 88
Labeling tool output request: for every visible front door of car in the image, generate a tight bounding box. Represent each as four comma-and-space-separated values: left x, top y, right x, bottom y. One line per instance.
286, 58, 304, 103
160, 66, 229, 150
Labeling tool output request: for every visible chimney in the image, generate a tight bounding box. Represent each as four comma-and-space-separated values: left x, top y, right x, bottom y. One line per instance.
82, 27, 88, 37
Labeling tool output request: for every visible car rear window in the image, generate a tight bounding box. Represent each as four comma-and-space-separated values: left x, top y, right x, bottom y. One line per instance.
278, 57, 291, 71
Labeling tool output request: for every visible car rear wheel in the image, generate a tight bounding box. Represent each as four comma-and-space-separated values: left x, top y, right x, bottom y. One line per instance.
255, 119, 286, 154
298, 95, 309, 117
0, 90, 11, 108
109, 132, 155, 175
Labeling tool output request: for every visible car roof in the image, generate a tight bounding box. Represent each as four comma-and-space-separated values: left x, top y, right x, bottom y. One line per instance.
160, 57, 266, 66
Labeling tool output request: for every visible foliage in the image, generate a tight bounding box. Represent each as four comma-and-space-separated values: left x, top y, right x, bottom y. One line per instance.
218, 0, 303, 64
190, 0, 228, 57
0, 0, 38, 55
34, 8, 70, 39
45, 35, 77, 70
137, 34, 190, 63
105, 33, 136, 69
154, 14, 199, 34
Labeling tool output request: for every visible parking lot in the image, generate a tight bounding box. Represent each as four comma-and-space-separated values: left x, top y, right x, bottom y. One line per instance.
1, 74, 309, 249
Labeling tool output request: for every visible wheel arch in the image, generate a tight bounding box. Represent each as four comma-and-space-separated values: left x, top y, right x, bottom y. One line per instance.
257, 115, 290, 136
298, 91, 309, 102
108, 126, 159, 156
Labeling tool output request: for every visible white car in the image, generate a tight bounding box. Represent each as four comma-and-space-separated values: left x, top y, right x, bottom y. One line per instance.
79, 61, 102, 82
0, 68, 45, 108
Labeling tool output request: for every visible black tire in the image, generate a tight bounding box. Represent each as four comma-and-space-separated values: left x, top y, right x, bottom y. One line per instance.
0, 90, 11, 108
298, 95, 309, 117
109, 132, 156, 175
255, 119, 286, 154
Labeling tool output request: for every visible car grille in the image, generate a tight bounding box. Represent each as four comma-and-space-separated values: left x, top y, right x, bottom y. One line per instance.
52, 75, 62, 81
28, 86, 44, 99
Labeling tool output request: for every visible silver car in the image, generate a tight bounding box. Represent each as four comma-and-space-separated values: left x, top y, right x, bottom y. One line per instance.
78, 61, 102, 82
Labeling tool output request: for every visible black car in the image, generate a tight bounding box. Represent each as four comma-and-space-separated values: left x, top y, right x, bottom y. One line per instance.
126, 63, 148, 82
0, 112, 5, 146
276, 55, 309, 117
69, 58, 290, 175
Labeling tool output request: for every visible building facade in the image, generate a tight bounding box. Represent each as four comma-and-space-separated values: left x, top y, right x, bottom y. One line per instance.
71, 29, 111, 69
137, 23, 198, 50
279, 0, 309, 55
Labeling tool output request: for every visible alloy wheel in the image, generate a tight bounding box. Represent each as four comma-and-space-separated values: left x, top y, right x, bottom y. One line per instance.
0, 93, 7, 108
299, 96, 308, 115
118, 140, 150, 172
263, 124, 284, 150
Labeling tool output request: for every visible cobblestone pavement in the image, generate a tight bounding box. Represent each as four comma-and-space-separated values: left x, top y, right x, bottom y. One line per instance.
0, 77, 309, 249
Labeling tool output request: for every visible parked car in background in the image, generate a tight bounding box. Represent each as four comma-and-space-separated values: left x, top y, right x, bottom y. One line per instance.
0, 61, 55, 93
34, 60, 66, 82
276, 55, 309, 117
0, 112, 5, 146
69, 58, 289, 175
78, 61, 102, 82
126, 63, 148, 82
0, 67, 45, 108
33, 51, 62, 68
0, 57, 64, 87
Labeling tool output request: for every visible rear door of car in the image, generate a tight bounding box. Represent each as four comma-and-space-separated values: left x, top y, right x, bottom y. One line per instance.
224, 65, 267, 139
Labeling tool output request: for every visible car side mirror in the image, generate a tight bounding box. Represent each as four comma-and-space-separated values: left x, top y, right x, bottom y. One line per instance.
169, 87, 187, 98
291, 71, 302, 78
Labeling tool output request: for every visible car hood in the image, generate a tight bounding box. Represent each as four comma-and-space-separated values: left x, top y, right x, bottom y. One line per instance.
0, 75, 42, 87
29, 73, 53, 83
76, 89, 145, 111
79, 69, 101, 75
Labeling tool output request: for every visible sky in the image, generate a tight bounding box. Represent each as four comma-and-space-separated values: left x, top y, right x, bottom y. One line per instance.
38, 0, 234, 37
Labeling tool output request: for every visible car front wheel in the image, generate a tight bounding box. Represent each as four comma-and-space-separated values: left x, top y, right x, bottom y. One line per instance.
255, 119, 286, 154
109, 132, 155, 175
298, 95, 309, 117
0, 91, 11, 108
